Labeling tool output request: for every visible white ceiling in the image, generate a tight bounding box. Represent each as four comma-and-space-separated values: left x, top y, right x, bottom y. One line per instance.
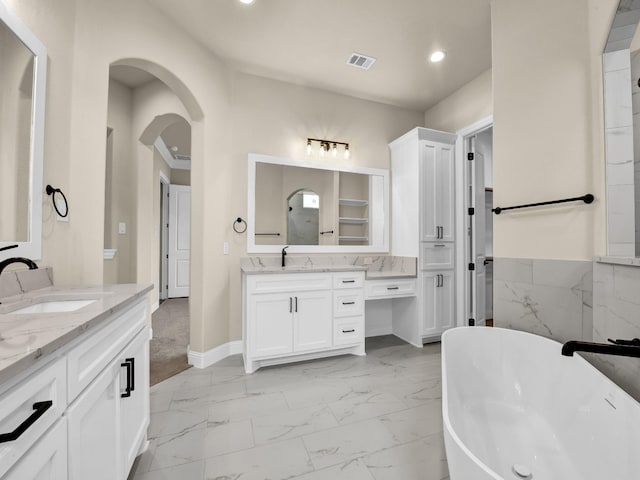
147, 0, 492, 112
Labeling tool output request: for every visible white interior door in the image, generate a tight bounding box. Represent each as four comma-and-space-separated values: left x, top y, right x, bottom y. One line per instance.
467, 137, 486, 326
168, 184, 191, 298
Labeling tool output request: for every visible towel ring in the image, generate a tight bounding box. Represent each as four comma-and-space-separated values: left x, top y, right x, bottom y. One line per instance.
46, 185, 69, 218
233, 217, 247, 234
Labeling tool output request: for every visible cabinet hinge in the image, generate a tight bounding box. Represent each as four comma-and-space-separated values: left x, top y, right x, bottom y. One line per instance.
468, 207, 474, 215
468, 263, 475, 271
469, 318, 476, 326
467, 152, 474, 161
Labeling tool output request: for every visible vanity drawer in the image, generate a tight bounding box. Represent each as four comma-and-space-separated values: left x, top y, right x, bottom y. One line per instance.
364, 278, 417, 300
333, 272, 365, 289
333, 317, 364, 346
421, 243, 454, 270
247, 273, 332, 294
0, 357, 67, 478
67, 299, 147, 401
333, 291, 364, 317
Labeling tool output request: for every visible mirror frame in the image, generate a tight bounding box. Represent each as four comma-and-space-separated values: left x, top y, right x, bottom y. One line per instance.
0, 1, 46, 260
247, 153, 389, 254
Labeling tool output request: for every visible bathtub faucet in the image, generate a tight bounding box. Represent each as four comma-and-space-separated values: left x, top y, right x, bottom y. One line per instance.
561, 339, 640, 358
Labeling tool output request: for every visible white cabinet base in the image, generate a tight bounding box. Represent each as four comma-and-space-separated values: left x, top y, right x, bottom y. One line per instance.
244, 343, 365, 374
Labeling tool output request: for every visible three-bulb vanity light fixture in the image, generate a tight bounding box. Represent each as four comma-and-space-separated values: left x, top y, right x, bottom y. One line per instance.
306, 138, 350, 160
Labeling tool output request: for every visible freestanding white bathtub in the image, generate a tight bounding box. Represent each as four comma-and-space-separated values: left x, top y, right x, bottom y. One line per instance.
442, 327, 640, 480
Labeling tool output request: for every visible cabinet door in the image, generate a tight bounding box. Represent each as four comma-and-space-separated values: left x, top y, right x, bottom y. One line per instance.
3, 418, 67, 480
437, 144, 455, 242
422, 271, 455, 336
249, 293, 294, 357
294, 291, 332, 352
439, 271, 455, 331
67, 362, 120, 480
120, 329, 150, 479
420, 143, 439, 242
421, 272, 438, 336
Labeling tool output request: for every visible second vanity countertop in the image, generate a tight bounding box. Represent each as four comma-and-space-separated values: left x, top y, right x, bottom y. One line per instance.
0, 283, 153, 386
241, 255, 417, 279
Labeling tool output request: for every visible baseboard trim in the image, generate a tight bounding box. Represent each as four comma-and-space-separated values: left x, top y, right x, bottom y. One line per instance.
365, 327, 393, 338
151, 301, 159, 313
188, 340, 243, 369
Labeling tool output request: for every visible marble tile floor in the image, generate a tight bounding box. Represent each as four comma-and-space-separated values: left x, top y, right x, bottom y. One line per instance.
129, 335, 450, 480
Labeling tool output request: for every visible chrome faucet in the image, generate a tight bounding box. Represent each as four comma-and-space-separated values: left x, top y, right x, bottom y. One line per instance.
281, 246, 289, 268
561, 338, 640, 358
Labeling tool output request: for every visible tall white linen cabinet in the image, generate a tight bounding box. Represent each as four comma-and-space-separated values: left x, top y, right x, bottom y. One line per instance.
390, 127, 456, 346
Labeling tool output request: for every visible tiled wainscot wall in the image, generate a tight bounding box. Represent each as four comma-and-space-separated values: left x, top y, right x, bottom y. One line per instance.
592, 258, 640, 401
494, 258, 593, 343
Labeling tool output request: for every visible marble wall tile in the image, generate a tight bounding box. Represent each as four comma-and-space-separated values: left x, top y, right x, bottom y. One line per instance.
494, 258, 592, 344
603, 49, 630, 72
604, 67, 633, 129
592, 261, 640, 401
0, 272, 21, 299
606, 127, 634, 169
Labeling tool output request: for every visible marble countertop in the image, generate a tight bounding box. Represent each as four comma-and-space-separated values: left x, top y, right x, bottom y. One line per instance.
241, 255, 417, 279
0, 283, 153, 385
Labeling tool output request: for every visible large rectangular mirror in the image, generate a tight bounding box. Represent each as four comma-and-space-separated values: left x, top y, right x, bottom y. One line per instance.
248, 153, 389, 253
0, 1, 46, 260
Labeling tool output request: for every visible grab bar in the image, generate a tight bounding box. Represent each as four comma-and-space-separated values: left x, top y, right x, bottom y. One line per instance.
492, 194, 594, 215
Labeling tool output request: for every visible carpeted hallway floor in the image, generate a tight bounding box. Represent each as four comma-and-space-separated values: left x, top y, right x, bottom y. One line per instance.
150, 297, 191, 385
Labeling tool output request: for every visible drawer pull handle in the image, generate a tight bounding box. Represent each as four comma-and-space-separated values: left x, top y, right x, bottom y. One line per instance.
387, 286, 399, 290
434, 244, 446, 248
342, 280, 356, 283
0, 400, 53, 444
121, 357, 135, 398
342, 301, 356, 305
342, 329, 356, 333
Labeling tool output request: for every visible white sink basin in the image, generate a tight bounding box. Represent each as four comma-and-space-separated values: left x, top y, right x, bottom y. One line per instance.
10, 300, 97, 314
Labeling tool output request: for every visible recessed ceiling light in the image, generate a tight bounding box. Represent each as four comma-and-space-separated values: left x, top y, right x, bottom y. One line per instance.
239, 0, 255, 4
429, 51, 446, 63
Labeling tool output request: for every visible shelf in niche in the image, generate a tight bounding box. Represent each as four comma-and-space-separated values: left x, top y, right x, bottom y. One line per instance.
339, 236, 369, 241
339, 217, 368, 224
339, 198, 368, 207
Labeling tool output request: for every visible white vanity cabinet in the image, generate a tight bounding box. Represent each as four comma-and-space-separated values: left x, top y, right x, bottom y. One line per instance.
0, 295, 150, 480
390, 127, 457, 345
243, 271, 365, 373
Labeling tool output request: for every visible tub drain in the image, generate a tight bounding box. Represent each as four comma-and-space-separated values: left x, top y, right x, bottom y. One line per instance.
512, 463, 532, 479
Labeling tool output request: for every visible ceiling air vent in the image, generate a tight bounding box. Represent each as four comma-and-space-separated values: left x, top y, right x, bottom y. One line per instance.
347, 52, 376, 70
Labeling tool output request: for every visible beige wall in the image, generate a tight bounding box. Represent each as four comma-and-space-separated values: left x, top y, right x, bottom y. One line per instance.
490, 0, 615, 261
170, 168, 190, 185
423, 68, 492, 133
104, 78, 135, 284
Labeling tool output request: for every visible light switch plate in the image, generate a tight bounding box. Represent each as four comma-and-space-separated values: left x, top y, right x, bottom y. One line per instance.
223, 241, 229, 255
118, 222, 126, 234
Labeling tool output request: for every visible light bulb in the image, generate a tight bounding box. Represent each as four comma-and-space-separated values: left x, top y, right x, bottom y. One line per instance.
319, 143, 325, 157
332, 143, 337, 157
429, 51, 446, 63
239, 0, 255, 4
344, 145, 350, 160
306, 140, 312, 155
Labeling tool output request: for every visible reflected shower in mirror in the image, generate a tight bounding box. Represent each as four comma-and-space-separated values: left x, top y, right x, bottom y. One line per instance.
287, 190, 320, 245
